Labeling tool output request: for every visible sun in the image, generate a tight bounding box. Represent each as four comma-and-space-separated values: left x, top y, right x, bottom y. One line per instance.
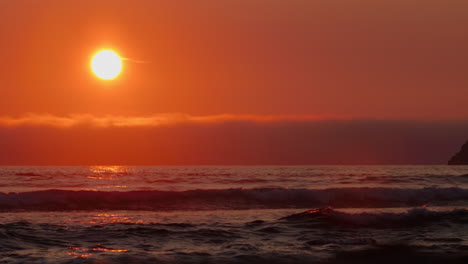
91, 50, 122, 80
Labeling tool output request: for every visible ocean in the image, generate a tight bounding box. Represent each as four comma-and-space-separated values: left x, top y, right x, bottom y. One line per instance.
1, 166, 468, 263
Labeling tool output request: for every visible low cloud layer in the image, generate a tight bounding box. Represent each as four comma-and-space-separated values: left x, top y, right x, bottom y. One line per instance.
0, 114, 467, 165
0, 113, 344, 128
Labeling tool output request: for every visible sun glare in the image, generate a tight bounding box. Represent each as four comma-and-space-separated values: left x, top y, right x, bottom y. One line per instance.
91, 50, 122, 80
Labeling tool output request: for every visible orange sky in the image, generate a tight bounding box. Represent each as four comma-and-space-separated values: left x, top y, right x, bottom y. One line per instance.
0, 0, 467, 164
1, 0, 468, 118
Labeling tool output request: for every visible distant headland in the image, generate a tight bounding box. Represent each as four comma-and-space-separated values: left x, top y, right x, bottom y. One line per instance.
448, 141, 468, 165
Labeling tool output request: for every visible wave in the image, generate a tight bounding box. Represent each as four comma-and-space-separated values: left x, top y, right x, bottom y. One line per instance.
280, 207, 468, 228
1, 187, 468, 211
15, 172, 43, 176
1, 208, 468, 263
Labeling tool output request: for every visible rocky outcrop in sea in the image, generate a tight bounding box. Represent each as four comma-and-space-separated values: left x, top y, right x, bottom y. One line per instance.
448, 141, 468, 165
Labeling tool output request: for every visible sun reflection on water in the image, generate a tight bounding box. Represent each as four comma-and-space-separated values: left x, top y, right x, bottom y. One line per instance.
85, 166, 130, 190
88, 213, 143, 225
87, 166, 130, 180
67, 245, 129, 259
89, 166, 129, 174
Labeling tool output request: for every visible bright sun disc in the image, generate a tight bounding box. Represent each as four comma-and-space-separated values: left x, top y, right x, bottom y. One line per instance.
91, 50, 122, 80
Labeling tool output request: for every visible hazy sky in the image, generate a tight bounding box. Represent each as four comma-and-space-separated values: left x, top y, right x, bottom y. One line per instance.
0, 0, 467, 164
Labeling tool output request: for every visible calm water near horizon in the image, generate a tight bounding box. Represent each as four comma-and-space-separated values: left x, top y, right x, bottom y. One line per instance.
1, 165, 468, 263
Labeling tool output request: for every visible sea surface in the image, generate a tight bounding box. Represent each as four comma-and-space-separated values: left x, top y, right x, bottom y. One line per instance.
1, 166, 468, 263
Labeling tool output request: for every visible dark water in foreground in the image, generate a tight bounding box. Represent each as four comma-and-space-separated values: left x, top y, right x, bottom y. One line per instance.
1, 166, 468, 263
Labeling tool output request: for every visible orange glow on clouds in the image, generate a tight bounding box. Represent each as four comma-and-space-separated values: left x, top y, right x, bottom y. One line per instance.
0, 113, 346, 128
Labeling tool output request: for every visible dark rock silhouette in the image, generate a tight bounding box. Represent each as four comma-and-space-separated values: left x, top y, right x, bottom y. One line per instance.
448, 141, 468, 165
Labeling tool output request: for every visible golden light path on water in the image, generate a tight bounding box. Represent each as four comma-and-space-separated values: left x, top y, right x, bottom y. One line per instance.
86, 166, 129, 189
68, 167, 133, 259
67, 245, 129, 259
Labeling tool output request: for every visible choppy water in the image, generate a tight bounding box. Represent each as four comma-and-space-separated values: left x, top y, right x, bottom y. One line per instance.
1, 166, 468, 263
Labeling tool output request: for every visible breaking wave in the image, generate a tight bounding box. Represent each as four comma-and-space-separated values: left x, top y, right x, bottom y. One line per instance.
280, 207, 468, 228
1, 187, 468, 211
